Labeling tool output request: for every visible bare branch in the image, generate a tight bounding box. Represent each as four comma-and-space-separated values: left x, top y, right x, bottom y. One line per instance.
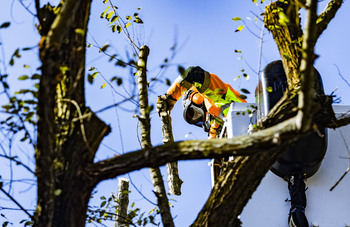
136, 45, 175, 227
0, 188, 33, 219
88, 117, 301, 180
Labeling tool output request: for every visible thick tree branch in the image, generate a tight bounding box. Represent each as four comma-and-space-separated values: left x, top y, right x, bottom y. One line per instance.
296, 0, 318, 131
88, 117, 302, 180
264, 1, 303, 88
315, 0, 344, 40
45, 0, 81, 47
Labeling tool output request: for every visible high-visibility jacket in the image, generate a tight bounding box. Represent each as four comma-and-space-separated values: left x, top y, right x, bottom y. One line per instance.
167, 67, 246, 119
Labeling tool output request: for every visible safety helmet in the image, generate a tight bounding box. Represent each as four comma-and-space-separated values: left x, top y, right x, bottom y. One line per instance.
182, 90, 206, 127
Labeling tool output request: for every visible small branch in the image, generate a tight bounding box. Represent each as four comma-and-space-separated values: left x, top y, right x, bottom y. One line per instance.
330, 167, 349, 191
58, 99, 90, 151
0, 187, 33, 219
315, 0, 344, 40
160, 113, 183, 195
0, 154, 35, 174
108, 0, 140, 52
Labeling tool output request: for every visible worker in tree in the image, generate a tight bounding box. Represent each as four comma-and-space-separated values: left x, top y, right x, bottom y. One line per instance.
156, 66, 246, 137
157, 66, 246, 181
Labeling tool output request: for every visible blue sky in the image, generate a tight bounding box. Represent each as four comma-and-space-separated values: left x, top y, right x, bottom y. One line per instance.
0, 0, 350, 226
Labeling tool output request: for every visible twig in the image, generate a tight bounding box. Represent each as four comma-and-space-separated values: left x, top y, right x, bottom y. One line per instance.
330, 167, 350, 191
0, 187, 33, 219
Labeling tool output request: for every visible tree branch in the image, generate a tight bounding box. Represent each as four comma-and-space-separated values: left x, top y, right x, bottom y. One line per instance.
45, 0, 81, 47
88, 117, 302, 180
136, 45, 174, 227
296, 0, 319, 131
315, 0, 344, 40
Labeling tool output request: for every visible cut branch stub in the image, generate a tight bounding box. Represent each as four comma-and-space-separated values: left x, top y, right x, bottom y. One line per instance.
160, 113, 183, 195
113, 178, 129, 227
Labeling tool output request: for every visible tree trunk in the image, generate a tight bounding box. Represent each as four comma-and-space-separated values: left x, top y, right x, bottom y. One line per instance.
34, 1, 110, 226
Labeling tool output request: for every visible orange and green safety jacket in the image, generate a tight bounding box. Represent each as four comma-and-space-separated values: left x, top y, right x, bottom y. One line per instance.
167, 66, 246, 119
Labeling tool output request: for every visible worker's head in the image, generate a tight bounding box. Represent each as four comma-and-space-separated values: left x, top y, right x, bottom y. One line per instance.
182, 89, 206, 127
183, 66, 205, 85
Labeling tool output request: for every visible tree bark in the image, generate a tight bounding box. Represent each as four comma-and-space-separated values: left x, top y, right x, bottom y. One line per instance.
136, 45, 174, 227
160, 113, 183, 195
35, 1, 110, 226
114, 178, 129, 227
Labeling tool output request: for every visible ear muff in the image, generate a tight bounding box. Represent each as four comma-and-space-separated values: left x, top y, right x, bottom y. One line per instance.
189, 92, 204, 105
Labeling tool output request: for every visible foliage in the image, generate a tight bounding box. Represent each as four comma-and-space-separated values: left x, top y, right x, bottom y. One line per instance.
86, 194, 160, 226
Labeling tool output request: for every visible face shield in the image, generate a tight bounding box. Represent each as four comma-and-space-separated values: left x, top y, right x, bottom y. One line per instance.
182, 90, 206, 127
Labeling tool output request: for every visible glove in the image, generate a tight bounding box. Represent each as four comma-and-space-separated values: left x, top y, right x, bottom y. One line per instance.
157, 93, 177, 116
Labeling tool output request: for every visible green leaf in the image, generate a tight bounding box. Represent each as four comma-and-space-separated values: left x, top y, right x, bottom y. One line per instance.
240, 88, 250, 94
31, 74, 41, 80
235, 25, 244, 32
54, 189, 62, 196
103, 0, 108, 3
116, 25, 122, 33
106, 11, 114, 21
3, 221, 9, 227
92, 72, 98, 78
239, 94, 247, 100
112, 25, 117, 32
134, 18, 143, 24
88, 74, 94, 84
117, 78, 122, 85
278, 11, 290, 26
125, 23, 131, 28
88, 67, 95, 71
24, 221, 33, 227
0, 22, 10, 29
165, 78, 171, 86
9, 58, 14, 66
252, 0, 257, 3
111, 15, 119, 23
232, 17, 241, 21
100, 201, 107, 208
234, 49, 242, 53
178, 65, 185, 75
100, 6, 110, 18
13, 48, 21, 58
126, 16, 132, 20
266, 86, 273, 92
18, 75, 29, 80
99, 43, 110, 52
75, 28, 85, 36
243, 73, 250, 80
100, 83, 107, 89
109, 54, 117, 61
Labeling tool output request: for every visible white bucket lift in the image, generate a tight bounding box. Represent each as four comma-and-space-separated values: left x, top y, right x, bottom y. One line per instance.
209, 102, 257, 187
210, 104, 350, 226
